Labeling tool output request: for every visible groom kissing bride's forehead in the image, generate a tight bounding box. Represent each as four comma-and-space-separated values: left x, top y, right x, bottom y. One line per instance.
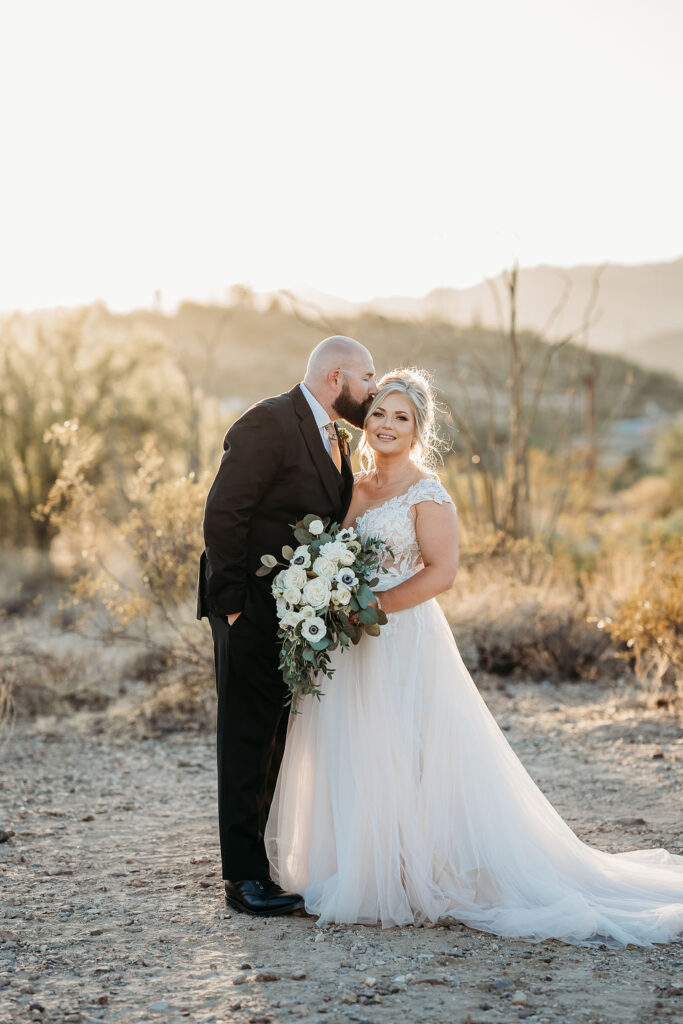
197, 335, 377, 917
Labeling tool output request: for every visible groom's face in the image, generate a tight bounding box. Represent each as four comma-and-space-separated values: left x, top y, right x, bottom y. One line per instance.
332, 357, 377, 428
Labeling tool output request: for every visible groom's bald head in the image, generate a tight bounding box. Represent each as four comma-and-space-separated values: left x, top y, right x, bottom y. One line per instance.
303, 335, 377, 427
304, 336, 373, 386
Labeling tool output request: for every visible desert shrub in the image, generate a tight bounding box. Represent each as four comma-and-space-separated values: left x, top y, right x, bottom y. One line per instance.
42, 429, 212, 685
606, 540, 683, 705
0, 310, 192, 547
443, 533, 619, 681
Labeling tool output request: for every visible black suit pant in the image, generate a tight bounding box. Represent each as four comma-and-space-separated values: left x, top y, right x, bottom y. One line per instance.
209, 612, 290, 880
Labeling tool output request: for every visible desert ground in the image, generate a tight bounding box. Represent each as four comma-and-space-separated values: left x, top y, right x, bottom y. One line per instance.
1, 679, 682, 1024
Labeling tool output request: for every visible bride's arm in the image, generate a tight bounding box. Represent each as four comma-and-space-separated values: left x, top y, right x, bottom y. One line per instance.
373, 499, 459, 614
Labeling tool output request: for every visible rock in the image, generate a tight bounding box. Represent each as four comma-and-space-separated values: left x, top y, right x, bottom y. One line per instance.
364, 976, 377, 987
616, 817, 647, 827
0, 829, 15, 843
511, 990, 528, 1005
149, 1001, 170, 1012
239, 962, 252, 970
290, 971, 307, 980
231, 974, 249, 985
28, 1002, 45, 1012
254, 972, 278, 982
340, 990, 357, 1004
392, 975, 407, 985
97, 995, 109, 1005
227, 1003, 242, 1011
314, 932, 325, 942
490, 977, 514, 992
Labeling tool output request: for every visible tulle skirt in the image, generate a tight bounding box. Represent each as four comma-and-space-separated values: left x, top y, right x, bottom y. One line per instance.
264, 597, 683, 946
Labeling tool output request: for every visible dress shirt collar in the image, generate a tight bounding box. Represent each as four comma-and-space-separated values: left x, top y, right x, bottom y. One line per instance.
298, 382, 334, 430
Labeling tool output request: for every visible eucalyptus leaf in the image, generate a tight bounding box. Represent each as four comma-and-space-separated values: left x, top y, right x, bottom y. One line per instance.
376, 609, 388, 626
282, 544, 295, 560
294, 528, 313, 545
311, 637, 331, 651
356, 582, 374, 609
364, 623, 381, 638
260, 553, 278, 568
358, 606, 378, 625
255, 565, 273, 577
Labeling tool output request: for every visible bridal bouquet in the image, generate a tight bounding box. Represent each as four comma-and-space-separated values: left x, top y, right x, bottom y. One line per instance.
257, 515, 391, 702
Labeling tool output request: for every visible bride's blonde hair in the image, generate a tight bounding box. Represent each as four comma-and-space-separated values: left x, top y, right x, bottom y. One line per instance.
359, 366, 443, 474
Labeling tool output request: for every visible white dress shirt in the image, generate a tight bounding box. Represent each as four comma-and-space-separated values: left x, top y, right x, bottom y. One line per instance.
299, 382, 335, 457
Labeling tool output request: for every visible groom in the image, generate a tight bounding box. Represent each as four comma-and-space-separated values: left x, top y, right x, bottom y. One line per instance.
197, 336, 377, 915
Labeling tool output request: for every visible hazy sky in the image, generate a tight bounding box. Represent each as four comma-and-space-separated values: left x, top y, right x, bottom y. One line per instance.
1, 0, 681, 312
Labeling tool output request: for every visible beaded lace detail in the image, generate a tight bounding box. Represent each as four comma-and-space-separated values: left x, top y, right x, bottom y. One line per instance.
353, 476, 455, 593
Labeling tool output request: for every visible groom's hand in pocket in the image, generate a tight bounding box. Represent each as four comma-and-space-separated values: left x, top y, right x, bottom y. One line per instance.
227, 612, 242, 626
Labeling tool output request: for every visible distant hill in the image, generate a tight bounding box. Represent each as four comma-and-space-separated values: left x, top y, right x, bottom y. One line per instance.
277, 258, 683, 378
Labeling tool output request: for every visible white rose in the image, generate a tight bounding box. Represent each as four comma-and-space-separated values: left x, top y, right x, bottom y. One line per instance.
335, 568, 358, 588
302, 576, 331, 609
308, 519, 324, 536
283, 565, 307, 589
273, 570, 287, 593
301, 616, 326, 642
312, 556, 337, 579
276, 597, 288, 618
282, 586, 302, 606
290, 545, 311, 569
300, 605, 316, 618
281, 609, 304, 629
331, 585, 351, 606
320, 540, 347, 560
339, 550, 356, 567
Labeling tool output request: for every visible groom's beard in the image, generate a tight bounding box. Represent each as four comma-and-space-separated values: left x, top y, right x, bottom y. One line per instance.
333, 383, 373, 429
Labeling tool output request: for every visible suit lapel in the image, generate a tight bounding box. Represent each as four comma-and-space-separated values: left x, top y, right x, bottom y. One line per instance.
289, 385, 344, 509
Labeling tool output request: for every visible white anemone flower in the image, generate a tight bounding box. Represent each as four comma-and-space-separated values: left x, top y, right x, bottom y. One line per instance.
290, 546, 312, 569
301, 616, 326, 642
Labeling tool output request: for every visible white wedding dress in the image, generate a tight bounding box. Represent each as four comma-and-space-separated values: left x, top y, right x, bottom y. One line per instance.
264, 477, 683, 946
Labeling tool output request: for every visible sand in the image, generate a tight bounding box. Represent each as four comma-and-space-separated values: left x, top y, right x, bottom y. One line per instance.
1, 680, 681, 1024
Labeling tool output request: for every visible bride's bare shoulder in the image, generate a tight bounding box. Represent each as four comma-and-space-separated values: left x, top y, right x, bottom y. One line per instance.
352, 470, 373, 493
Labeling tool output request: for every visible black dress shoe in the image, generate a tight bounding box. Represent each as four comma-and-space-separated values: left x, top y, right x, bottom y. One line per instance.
224, 878, 305, 917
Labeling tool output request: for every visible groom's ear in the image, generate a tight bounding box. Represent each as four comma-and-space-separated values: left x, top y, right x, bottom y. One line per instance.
328, 368, 344, 392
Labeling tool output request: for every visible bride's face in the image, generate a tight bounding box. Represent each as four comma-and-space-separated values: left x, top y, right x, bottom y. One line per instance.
365, 391, 416, 457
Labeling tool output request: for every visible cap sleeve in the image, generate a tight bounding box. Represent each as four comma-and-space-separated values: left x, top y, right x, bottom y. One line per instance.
408, 477, 455, 509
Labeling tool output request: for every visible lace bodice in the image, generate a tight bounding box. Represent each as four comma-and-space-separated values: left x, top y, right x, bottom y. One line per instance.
354, 476, 455, 592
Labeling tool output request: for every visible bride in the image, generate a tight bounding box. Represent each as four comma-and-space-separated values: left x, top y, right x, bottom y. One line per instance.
264, 367, 683, 946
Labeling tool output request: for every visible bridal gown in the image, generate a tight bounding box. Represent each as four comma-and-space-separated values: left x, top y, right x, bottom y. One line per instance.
264, 477, 683, 946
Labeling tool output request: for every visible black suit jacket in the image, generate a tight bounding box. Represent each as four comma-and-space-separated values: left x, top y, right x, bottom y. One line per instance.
197, 384, 354, 634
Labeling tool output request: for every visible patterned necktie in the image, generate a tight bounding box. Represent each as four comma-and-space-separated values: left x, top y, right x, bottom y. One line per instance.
324, 422, 342, 473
